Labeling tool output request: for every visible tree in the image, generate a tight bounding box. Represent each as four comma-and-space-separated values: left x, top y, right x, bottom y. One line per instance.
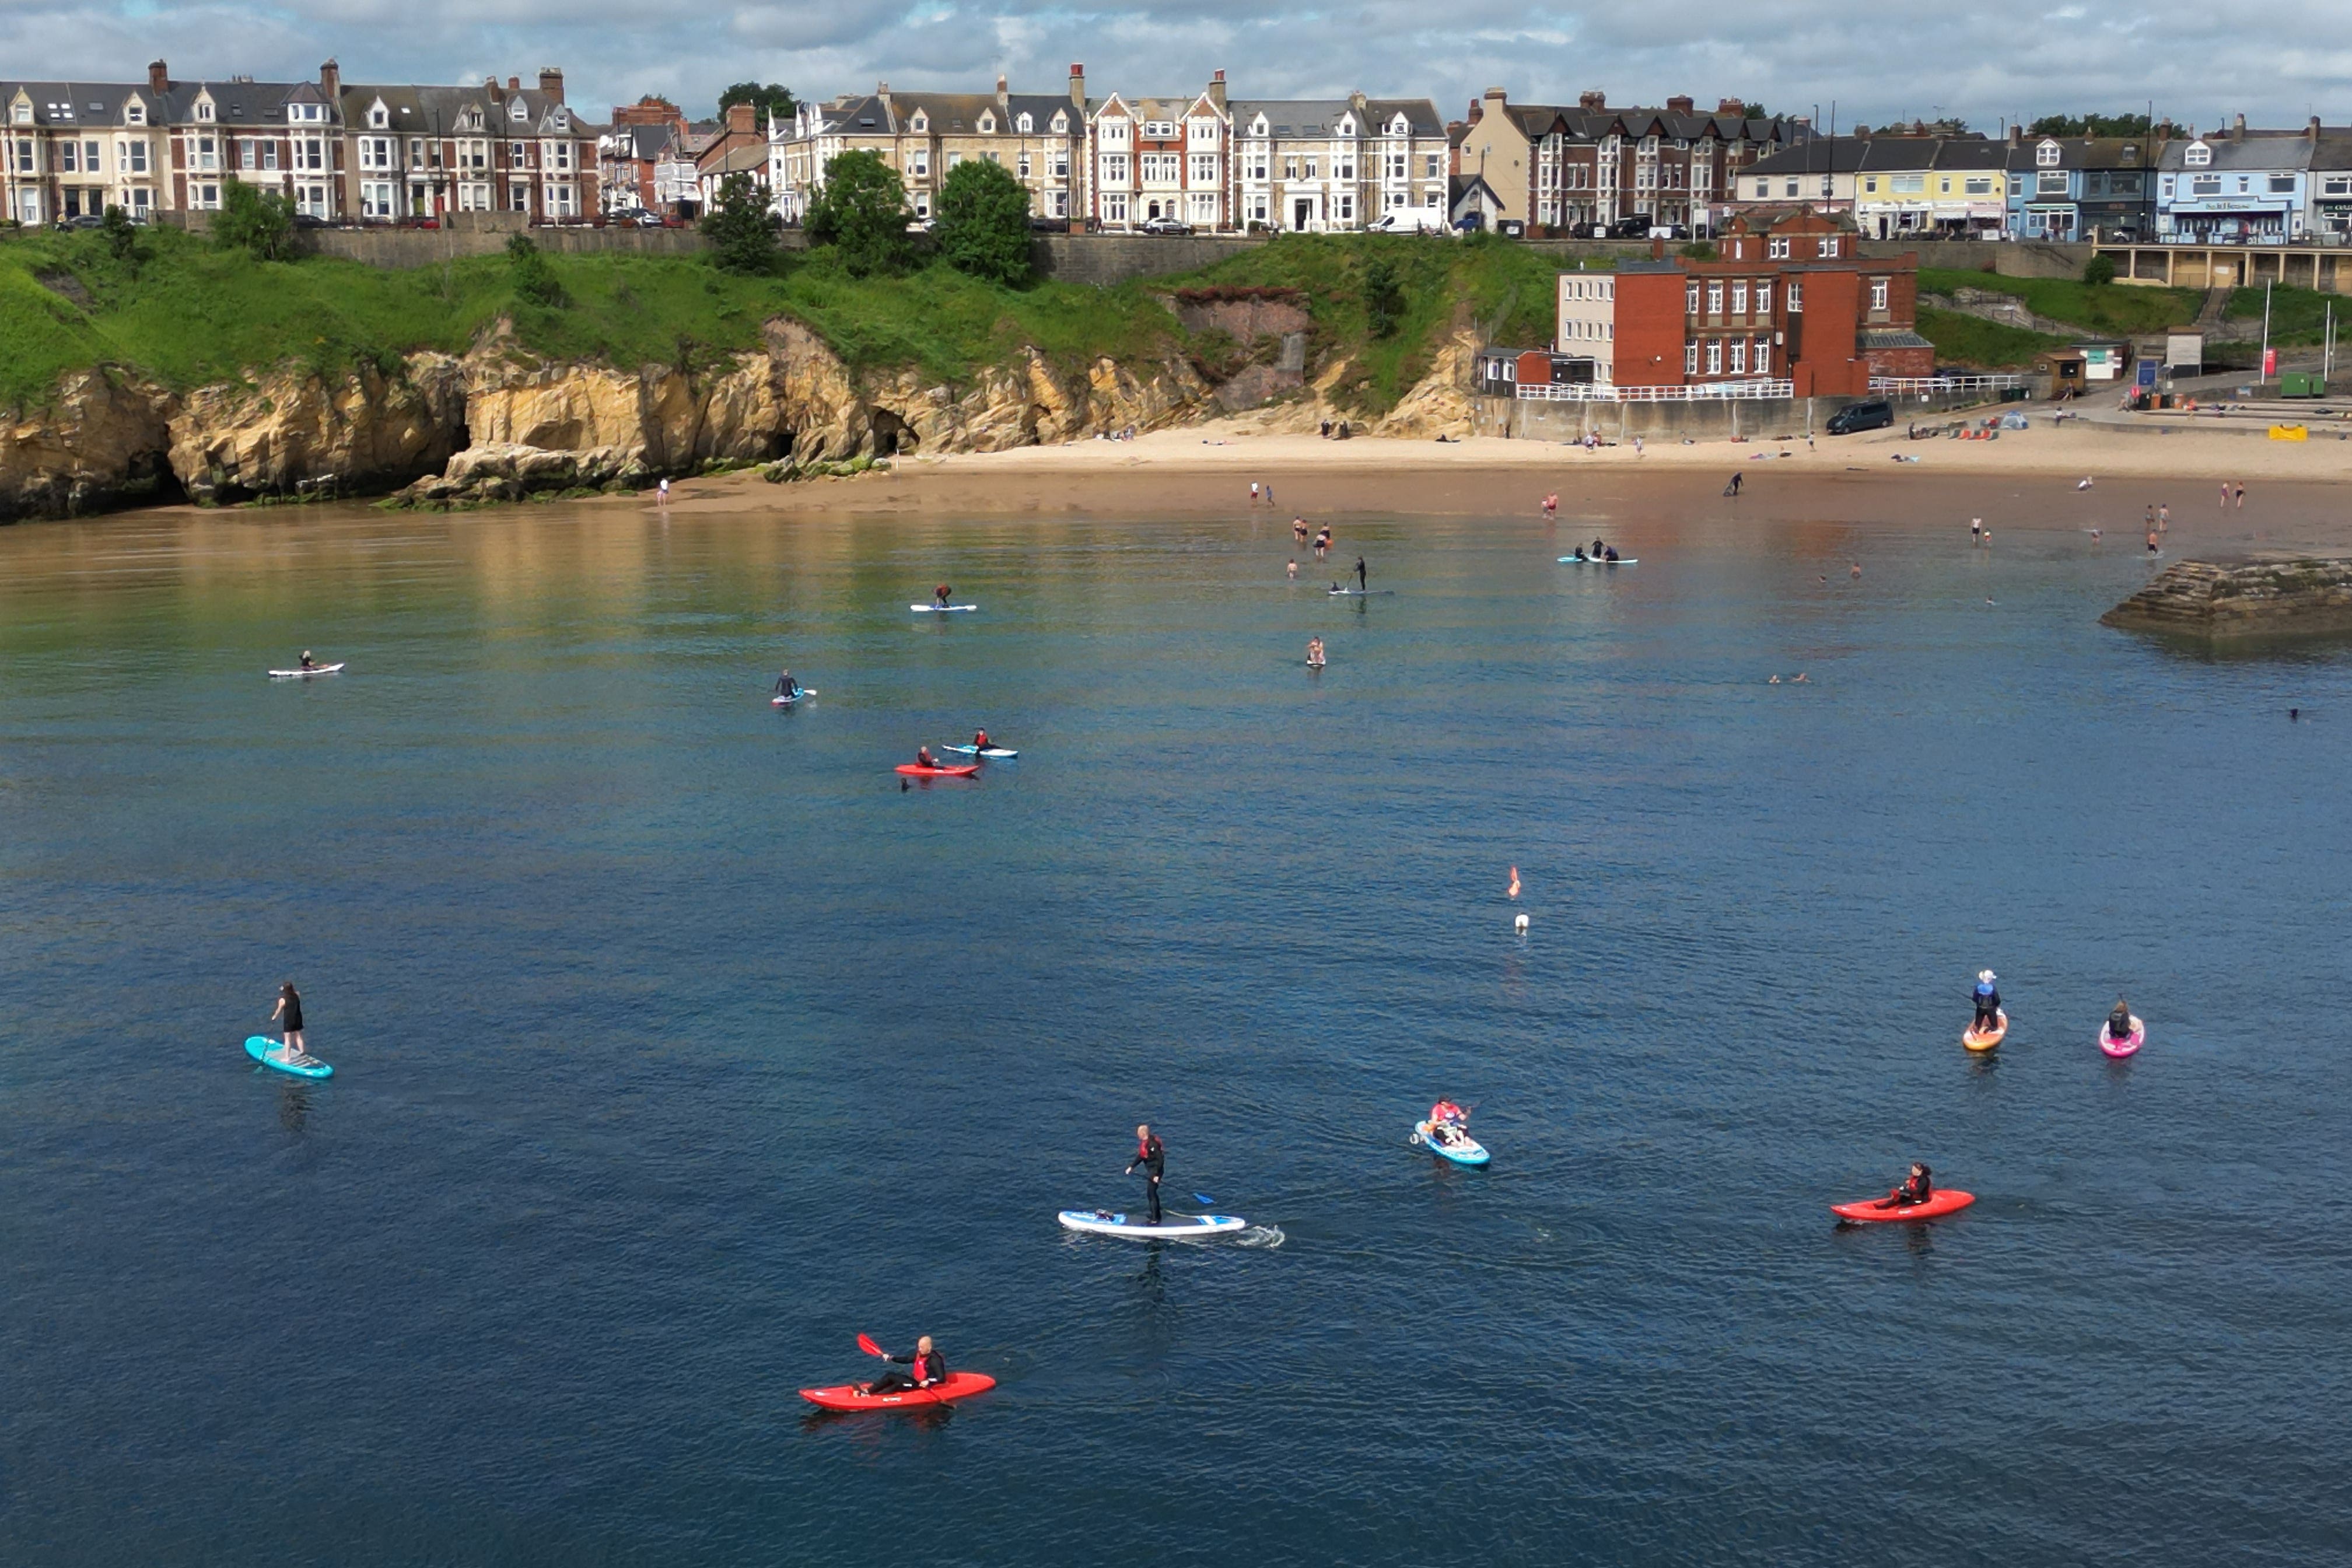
701, 172, 780, 274
2084, 254, 2117, 287
804, 150, 913, 277
506, 234, 569, 306
213, 177, 296, 261
718, 82, 796, 126
99, 203, 139, 262
2029, 112, 2154, 138
933, 158, 1033, 285
1361, 254, 1405, 338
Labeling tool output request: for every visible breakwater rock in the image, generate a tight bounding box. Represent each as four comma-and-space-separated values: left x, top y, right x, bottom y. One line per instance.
2101, 558, 2352, 640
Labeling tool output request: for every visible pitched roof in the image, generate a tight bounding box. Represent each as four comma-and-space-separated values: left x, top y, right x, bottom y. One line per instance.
1231, 99, 1444, 138
2160, 133, 2316, 172
1, 81, 161, 125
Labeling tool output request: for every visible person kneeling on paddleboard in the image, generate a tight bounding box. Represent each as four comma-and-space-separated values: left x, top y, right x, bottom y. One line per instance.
1126, 1124, 1166, 1223
1873, 1163, 1933, 1210
2106, 998, 2134, 1044
973, 728, 993, 752
933, 584, 953, 609
865, 1336, 946, 1396
1972, 971, 2001, 1033
775, 669, 801, 700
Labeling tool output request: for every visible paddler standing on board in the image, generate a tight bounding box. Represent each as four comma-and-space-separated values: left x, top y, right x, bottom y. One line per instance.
1126, 1124, 1166, 1223
1972, 970, 2001, 1035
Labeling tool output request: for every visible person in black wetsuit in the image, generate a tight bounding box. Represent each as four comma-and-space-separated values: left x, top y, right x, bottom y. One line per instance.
1356, 556, 1367, 592
1874, 1163, 1933, 1210
2107, 998, 2134, 1042
1126, 1124, 1165, 1223
864, 1336, 946, 1396
1972, 970, 2002, 1034
268, 981, 308, 1063
298, 650, 317, 671
774, 669, 800, 700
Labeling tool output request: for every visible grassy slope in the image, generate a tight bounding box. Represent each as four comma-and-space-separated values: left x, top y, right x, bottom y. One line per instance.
1913, 307, 2070, 369
1917, 267, 2201, 336
2224, 285, 2338, 345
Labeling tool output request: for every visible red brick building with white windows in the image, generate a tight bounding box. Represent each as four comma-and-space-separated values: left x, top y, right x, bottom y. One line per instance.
1549, 209, 1931, 396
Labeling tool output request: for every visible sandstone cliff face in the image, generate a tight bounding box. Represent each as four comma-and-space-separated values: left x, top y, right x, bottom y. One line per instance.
0, 370, 176, 521
169, 355, 469, 504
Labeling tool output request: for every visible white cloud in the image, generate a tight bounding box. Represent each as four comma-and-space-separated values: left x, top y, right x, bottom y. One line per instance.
1, 0, 2346, 132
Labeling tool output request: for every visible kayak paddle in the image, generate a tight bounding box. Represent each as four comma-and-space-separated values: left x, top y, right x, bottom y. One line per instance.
857, 1333, 885, 1357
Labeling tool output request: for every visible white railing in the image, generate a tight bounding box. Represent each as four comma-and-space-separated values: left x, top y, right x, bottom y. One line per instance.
1513, 378, 1795, 402
1868, 373, 2028, 395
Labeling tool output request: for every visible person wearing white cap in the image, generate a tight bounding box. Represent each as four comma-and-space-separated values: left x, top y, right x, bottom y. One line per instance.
1972, 970, 2002, 1036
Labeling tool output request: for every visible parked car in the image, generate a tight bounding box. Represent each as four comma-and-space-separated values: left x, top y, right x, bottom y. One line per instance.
1826, 398, 1895, 435
52, 214, 104, 230
1453, 212, 1486, 233
1647, 223, 1690, 240
1497, 218, 1527, 239
1139, 215, 1192, 236
1030, 215, 1069, 232
609, 208, 666, 228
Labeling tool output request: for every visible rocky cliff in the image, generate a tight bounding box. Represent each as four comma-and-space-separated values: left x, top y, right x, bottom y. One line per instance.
2102, 558, 2352, 640
1, 306, 1476, 522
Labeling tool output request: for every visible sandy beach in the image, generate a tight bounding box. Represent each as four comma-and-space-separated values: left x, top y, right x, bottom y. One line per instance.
664, 411, 2352, 543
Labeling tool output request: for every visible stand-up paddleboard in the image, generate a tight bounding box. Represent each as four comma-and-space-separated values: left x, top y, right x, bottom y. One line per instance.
1326, 589, 1395, 596
770, 688, 816, 708
1057, 1209, 1246, 1239
245, 1035, 332, 1079
267, 663, 345, 678
1963, 1009, 2008, 1052
1557, 556, 1636, 565
912, 604, 979, 613
799, 1371, 996, 1412
1832, 1189, 1975, 1223
896, 762, 981, 778
1410, 1121, 1490, 1166
941, 744, 1017, 758
2099, 1016, 2144, 1059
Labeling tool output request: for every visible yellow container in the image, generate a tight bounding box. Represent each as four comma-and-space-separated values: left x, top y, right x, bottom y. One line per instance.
2270, 424, 2309, 441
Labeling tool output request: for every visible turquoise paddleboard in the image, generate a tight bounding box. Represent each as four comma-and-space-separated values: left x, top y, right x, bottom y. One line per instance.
246, 1035, 332, 1079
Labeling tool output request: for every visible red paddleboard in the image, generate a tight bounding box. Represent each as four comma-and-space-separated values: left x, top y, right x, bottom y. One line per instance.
799, 1371, 997, 1411
895, 764, 982, 778
1832, 1189, 1976, 1223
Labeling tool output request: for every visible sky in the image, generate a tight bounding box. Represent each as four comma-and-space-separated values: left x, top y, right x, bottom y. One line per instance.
5, 2, 2348, 134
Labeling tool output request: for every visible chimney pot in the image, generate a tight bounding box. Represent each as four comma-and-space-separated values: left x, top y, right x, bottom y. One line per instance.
319, 58, 340, 100
2232, 111, 2246, 135
508, 76, 521, 92
1716, 97, 1745, 117
996, 75, 1007, 96
538, 67, 564, 103
1579, 90, 1606, 112
148, 59, 170, 94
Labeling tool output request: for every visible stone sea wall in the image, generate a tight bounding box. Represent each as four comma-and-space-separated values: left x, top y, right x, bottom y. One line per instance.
0, 309, 1480, 522
2101, 558, 2352, 640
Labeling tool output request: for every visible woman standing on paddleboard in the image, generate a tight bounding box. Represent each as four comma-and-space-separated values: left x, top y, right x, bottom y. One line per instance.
270, 982, 307, 1064
1126, 1124, 1165, 1223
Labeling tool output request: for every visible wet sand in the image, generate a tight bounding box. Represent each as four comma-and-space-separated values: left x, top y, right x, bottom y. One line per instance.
662, 416, 2352, 555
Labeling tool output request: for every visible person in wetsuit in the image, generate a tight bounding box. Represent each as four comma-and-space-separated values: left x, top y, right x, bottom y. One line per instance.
1126, 1124, 1165, 1223
298, 650, 317, 671
775, 669, 801, 699
1874, 1163, 1933, 1209
2107, 998, 2134, 1042
972, 729, 993, 752
1356, 556, 1367, 592
1972, 971, 2002, 1034
865, 1336, 946, 1396
1602, 545, 1619, 561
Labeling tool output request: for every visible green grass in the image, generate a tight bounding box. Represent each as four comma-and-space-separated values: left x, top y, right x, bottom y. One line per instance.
0, 225, 1185, 412
2224, 285, 2340, 344
1917, 267, 2201, 337
1915, 306, 2070, 368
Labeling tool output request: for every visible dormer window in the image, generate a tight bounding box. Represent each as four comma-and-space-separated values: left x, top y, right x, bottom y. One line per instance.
1251, 116, 1268, 136
195, 99, 214, 123
2036, 139, 2060, 166
978, 113, 993, 133
1390, 116, 1409, 136
1016, 113, 1032, 134
1050, 112, 1067, 133
911, 112, 928, 132
127, 103, 145, 124
509, 99, 526, 122
369, 104, 388, 128
10, 102, 28, 125
2185, 142, 2211, 167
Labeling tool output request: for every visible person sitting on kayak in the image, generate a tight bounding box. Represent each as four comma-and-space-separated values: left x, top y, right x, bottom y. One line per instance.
916, 746, 939, 769
1873, 1163, 1934, 1210
865, 1336, 946, 1396
1126, 1124, 1165, 1224
1972, 971, 2001, 1033
2106, 998, 2134, 1042
775, 669, 801, 699
933, 584, 953, 608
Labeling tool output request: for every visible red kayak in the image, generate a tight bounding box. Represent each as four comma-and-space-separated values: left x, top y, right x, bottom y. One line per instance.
799, 1371, 997, 1411
1832, 1189, 1976, 1223
894, 763, 981, 778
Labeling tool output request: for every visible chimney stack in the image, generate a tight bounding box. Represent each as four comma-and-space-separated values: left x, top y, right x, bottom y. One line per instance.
319, 57, 340, 101
1209, 68, 1227, 112
1716, 97, 1745, 117
1667, 94, 1693, 116
148, 59, 170, 95
508, 76, 521, 92
538, 67, 565, 103
877, 81, 891, 113
2309, 115, 2322, 141
726, 102, 756, 135
2007, 123, 2022, 146
1069, 64, 1085, 112
1579, 89, 1605, 111
2232, 111, 2246, 136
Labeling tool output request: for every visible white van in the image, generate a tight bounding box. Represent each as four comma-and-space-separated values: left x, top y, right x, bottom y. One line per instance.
1366, 209, 1452, 235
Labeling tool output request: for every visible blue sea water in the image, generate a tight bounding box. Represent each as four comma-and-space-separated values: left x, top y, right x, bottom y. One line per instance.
2, 492, 2349, 1565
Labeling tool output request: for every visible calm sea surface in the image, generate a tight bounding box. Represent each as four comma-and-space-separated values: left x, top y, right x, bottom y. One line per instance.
3, 489, 2348, 1566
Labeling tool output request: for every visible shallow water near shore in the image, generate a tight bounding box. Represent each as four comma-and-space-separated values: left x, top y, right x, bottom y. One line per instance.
4, 491, 2350, 1565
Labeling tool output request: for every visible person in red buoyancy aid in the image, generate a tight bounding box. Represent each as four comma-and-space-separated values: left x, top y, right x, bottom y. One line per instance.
865, 1335, 946, 1396
916, 746, 937, 769
974, 729, 992, 752
1427, 1099, 1469, 1148
1126, 1124, 1165, 1223
1874, 1163, 1933, 1210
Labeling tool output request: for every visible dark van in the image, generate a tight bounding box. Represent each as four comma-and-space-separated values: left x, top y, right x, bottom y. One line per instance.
1827, 398, 1894, 435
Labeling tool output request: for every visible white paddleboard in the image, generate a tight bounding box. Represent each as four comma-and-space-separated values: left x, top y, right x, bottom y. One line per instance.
942, 744, 1017, 758
912, 604, 979, 613
267, 663, 344, 678
1057, 1209, 1246, 1239
1558, 556, 1636, 565
770, 687, 817, 706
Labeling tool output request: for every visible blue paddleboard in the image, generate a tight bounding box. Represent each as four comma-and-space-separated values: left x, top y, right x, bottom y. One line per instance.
246, 1035, 332, 1079
1412, 1121, 1489, 1166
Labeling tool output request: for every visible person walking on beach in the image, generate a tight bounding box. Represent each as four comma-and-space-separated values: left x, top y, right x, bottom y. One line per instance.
1543, 493, 1558, 517
2147, 527, 2160, 554
1264, 483, 1273, 509
1126, 1124, 1166, 1223
1293, 516, 1309, 544
1971, 518, 1982, 545
268, 982, 309, 1065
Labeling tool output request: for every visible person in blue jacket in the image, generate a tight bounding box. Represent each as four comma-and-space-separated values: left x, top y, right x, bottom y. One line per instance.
1972, 970, 2001, 1034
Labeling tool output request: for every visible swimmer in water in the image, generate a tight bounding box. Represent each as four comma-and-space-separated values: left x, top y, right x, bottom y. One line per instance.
1286, 559, 1297, 580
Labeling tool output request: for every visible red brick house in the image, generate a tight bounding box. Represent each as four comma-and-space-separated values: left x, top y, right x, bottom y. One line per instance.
1551, 210, 1932, 396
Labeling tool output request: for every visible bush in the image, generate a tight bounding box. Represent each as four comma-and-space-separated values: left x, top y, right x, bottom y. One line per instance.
701, 172, 780, 275
506, 235, 568, 307
100, 204, 139, 262
933, 158, 1033, 285
213, 178, 296, 261
805, 151, 914, 278
1362, 254, 1405, 338
2084, 254, 2117, 287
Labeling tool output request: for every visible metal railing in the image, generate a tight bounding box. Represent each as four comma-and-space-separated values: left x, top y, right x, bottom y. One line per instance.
1513, 378, 1796, 402
1868, 373, 2028, 395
